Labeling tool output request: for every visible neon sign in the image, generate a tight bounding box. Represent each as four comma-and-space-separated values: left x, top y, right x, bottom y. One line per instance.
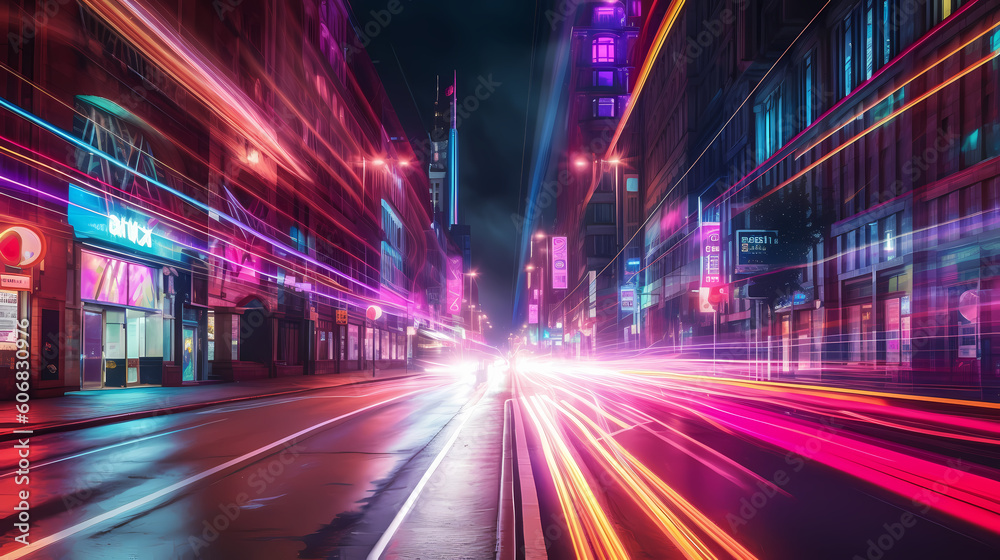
108, 214, 153, 248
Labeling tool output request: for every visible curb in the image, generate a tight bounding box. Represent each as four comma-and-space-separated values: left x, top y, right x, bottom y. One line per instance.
510, 398, 547, 559
496, 399, 516, 560
1, 373, 423, 442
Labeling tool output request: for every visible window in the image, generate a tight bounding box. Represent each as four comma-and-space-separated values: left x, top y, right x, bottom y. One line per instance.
865, 0, 875, 80
626, 176, 639, 192
594, 7, 616, 24
596, 97, 616, 118
592, 235, 615, 256
882, 0, 896, 64
803, 53, 814, 126
595, 70, 614, 87
928, 0, 957, 27
592, 203, 614, 224
844, 14, 855, 95
757, 89, 782, 161
592, 36, 615, 63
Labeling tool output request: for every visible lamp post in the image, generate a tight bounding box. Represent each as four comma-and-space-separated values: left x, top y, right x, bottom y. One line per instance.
532, 232, 548, 350
465, 271, 478, 344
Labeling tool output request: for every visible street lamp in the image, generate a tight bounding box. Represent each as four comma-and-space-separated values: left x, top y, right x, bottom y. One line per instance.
465, 271, 479, 338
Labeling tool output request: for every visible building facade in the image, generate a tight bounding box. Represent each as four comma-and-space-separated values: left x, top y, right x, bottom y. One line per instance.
619, 0, 1000, 398
1, 0, 435, 398
554, 0, 643, 356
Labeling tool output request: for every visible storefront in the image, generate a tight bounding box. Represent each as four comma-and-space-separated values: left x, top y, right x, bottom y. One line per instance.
0, 225, 47, 398
69, 184, 207, 389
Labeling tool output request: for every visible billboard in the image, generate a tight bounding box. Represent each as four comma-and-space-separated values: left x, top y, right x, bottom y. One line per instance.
446, 254, 464, 315
552, 236, 568, 289
620, 286, 636, 311
701, 222, 722, 286
735, 230, 779, 274
68, 184, 198, 261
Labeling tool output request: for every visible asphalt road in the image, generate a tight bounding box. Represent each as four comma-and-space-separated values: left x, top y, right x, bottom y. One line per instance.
0, 373, 481, 560
516, 358, 1000, 560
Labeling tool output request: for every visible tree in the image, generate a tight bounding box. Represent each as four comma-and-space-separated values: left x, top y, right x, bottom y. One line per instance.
748, 180, 827, 312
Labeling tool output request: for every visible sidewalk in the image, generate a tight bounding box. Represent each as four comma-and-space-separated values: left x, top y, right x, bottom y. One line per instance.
0, 366, 418, 440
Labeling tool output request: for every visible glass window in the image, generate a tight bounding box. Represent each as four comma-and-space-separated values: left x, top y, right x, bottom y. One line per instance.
596, 97, 615, 117
844, 15, 854, 95
882, 0, 895, 64
758, 89, 782, 160
865, 0, 875, 79
348, 324, 359, 361
803, 53, 813, 126
231, 318, 239, 361
595, 70, 614, 87
593, 203, 614, 224
594, 6, 616, 24
592, 36, 615, 63
869, 222, 879, 266
883, 214, 897, 261
81, 251, 127, 305
207, 312, 215, 361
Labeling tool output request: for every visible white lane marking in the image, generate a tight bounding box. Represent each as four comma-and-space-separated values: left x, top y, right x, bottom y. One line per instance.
367, 389, 487, 560
194, 390, 387, 414
0, 420, 228, 478
4, 390, 425, 560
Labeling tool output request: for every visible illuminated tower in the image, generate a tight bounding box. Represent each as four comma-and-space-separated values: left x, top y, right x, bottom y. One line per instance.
448, 71, 459, 226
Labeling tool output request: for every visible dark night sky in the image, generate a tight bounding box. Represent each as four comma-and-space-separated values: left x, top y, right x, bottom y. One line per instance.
347, 0, 544, 345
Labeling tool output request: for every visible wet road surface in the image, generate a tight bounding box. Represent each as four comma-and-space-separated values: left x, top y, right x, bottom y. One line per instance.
0, 373, 483, 560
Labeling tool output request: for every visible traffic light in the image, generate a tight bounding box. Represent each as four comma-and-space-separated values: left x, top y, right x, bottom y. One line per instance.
708, 285, 728, 307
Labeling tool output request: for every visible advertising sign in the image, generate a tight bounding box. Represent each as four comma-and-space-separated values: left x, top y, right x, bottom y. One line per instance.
0, 274, 30, 291
0, 225, 46, 268
528, 304, 539, 324
552, 236, 568, 289
68, 184, 199, 261
701, 222, 721, 286
446, 255, 464, 315
336, 310, 348, 325
0, 290, 17, 342
620, 286, 636, 311
735, 230, 779, 274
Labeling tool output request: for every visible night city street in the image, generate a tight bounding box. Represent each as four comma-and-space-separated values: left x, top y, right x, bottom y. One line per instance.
3, 0, 1000, 559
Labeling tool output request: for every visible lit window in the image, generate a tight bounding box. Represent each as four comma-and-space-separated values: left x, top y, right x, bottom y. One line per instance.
992, 28, 1000, 52
595, 70, 614, 87
865, 0, 874, 79
594, 7, 615, 24
844, 15, 854, 95
592, 37, 615, 63
882, 0, 894, 64
757, 90, 782, 161
596, 98, 615, 118
803, 53, 813, 126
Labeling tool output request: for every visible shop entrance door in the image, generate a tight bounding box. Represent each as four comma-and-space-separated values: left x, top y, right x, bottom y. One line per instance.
182, 326, 197, 382
82, 310, 103, 390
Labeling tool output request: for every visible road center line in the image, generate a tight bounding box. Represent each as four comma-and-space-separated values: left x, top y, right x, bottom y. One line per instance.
367, 388, 487, 560
4, 389, 426, 559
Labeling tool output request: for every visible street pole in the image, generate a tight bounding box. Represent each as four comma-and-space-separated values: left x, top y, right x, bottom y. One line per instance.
713, 306, 718, 375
